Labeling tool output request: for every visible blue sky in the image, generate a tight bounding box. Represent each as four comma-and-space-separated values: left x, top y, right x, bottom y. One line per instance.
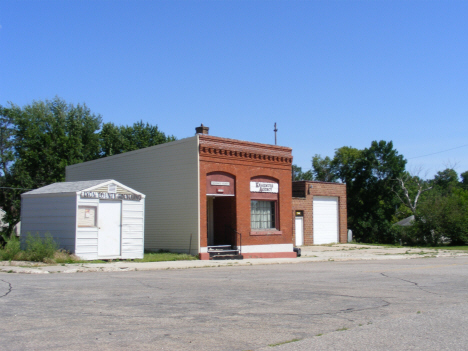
1, 1, 467, 178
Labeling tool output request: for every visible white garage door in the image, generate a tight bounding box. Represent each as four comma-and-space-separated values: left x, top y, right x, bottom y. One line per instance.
313, 196, 339, 245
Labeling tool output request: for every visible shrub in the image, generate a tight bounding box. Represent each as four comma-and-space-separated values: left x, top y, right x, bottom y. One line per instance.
0, 236, 21, 261
24, 233, 59, 262
51, 249, 80, 264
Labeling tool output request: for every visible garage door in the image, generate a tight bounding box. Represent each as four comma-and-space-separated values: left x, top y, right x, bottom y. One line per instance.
313, 196, 339, 245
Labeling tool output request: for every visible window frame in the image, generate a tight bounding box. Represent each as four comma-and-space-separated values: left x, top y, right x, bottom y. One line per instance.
77, 206, 98, 228
250, 200, 277, 230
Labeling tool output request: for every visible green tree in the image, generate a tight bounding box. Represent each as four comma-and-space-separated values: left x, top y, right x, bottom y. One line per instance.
392, 171, 432, 216
411, 187, 468, 245
461, 171, 468, 189
311, 154, 337, 182
292, 164, 313, 181
10, 97, 102, 188
433, 168, 459, 194
0, 108, 21, 243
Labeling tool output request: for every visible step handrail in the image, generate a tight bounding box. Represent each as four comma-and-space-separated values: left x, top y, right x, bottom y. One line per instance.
225, 225, 242, 256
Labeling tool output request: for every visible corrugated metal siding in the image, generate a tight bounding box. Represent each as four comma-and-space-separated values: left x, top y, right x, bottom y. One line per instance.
21, 195, 77, 252
66, 137, 199, 253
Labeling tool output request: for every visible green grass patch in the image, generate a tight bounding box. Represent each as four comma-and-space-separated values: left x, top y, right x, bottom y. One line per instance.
355, 243, 404, 248
134, 252, 198, 262
358, 242, 468, 250
268, 338, 301, 347
1, 236, 199, 264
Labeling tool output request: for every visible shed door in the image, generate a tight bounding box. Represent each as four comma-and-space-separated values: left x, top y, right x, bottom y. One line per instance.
98, 201, 122, 257
313, 196, 339, 245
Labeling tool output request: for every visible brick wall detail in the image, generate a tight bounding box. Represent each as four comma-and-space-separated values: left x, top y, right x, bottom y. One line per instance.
292, 181, 347, 245
199, 135, 293, 249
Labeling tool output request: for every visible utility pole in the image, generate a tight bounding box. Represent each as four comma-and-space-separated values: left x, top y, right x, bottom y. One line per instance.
274, 122, 278, 145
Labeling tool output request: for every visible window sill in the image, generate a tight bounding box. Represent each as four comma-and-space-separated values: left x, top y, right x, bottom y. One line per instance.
250, 230, 283, 236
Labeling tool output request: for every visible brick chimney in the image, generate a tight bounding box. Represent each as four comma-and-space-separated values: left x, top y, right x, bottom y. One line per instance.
195, 124, 209, 135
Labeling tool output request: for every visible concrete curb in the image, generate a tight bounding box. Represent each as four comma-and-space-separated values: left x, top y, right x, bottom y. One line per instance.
1, 245, 467, 274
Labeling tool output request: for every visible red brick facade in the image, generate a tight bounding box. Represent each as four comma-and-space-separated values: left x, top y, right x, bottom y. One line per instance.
199, 135, 294, 259
292, 181, 347, 245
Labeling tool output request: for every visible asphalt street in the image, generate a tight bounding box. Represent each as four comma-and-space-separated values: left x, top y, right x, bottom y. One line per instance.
1, 257, 468, 350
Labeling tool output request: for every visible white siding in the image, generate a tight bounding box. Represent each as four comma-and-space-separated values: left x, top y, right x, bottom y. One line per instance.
76, 198, 99, 258
21, 195, 77, 252
121, 201, 144, 259
66, 136, 199, 253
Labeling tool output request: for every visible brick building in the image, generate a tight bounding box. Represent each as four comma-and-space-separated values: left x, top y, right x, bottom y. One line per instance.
66, 125, 296, 260
292, 181, 347, 245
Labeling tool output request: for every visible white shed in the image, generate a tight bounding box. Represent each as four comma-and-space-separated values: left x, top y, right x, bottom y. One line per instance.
21, 179, 145, 260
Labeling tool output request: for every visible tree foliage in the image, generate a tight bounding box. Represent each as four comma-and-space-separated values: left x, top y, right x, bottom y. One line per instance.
100, 121, 176, 157
292, 164, 313, 181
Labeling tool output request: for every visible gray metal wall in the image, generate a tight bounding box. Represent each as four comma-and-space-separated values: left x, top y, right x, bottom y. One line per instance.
21, 194, 77, 252
66, 136, 200, 253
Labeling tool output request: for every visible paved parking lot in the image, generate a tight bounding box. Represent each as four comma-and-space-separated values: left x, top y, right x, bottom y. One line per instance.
1, 256, 468, 350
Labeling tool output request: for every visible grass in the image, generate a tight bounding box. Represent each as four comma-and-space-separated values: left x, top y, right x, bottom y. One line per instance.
134, 251, 198, 262
268, 339, 301, 347
357, 242, 468, 250
1, 236, 199, 264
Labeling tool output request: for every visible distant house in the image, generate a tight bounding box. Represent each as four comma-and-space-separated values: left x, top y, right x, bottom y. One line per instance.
395, 215, 415, 227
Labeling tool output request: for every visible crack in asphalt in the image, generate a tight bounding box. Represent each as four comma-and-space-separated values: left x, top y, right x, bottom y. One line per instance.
0, 279, 12, 298
380, 272, 440, 295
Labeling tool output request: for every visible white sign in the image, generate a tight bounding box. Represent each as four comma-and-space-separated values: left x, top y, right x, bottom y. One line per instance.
211, 181, 230, 186
80, 191, 142, 201
250, 182, 279, 193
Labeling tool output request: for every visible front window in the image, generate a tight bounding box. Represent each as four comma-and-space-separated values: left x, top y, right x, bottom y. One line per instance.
251, 201, 276, 229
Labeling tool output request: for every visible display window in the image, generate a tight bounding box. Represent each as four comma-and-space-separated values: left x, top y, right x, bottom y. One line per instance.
251, 200, 276, 229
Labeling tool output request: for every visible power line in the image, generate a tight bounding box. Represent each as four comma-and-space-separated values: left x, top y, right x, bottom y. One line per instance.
408, 143, 468, 160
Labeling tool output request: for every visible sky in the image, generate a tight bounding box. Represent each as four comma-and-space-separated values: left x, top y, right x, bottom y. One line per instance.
1, 0, 467, 179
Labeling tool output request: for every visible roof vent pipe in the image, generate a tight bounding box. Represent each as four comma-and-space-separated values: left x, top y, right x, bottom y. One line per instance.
195, 124, 209, 135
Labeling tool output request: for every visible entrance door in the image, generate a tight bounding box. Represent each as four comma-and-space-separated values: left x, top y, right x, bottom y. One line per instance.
207, 196, 236, 246
295, 216, 304, 246
98, 201, 122, 257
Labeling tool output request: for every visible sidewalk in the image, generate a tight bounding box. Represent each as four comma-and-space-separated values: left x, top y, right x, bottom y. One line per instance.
1, 244, 467, 274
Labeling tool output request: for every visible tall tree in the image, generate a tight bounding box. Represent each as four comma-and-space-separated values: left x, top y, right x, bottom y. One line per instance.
311, 155, 337, 182
461, 171, 468, 189
350, 141, 406, 243
11, 97, 102, 188
392, 171, 432, 216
